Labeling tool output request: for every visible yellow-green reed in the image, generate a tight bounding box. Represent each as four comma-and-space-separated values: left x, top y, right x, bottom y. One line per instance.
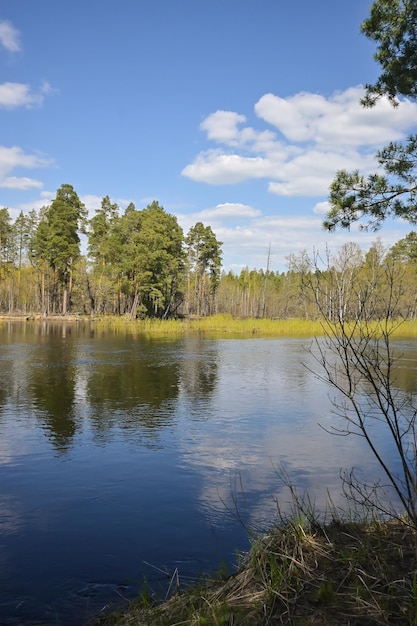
4, 313, 417, 339
90, 314, 325, 337
88, 314, 417, 340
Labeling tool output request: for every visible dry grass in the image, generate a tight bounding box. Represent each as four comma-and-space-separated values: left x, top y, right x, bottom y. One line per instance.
96, 517, 417, 626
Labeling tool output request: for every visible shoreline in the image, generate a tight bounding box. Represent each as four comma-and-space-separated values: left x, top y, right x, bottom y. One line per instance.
96, 515, 417, 626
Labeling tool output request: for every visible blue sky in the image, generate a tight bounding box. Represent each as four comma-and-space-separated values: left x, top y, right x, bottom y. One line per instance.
1, 1, 416, 272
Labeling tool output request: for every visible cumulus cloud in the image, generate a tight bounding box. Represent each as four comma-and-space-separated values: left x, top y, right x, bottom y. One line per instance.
79, 195, 135, 219
175, 200, 412, 274
0, 146, 51, 176
16, 191, 55, 215
313, 200, 331, 215
0, 20, 21, 53
199, 202, 262, 221
0, 81, 56, 109
0, 176, 42, 190
200, 110, 247, 145
175, 203, 260, 238
0, 146, 52, 190
221, 216, 409, 273
267, 147, 376, 196
182, 150, 280, 184
182, 86, 417, 197
255, 87, 416, 146
80, 194, 105, 218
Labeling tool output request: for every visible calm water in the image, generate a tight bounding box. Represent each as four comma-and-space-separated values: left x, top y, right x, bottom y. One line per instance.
0, 321, 415, 625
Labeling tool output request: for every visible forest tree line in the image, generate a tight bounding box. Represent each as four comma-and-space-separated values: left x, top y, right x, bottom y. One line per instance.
1, 183, 417, 320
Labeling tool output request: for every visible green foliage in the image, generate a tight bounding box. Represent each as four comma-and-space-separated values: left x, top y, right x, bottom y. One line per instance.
361, 0, 417, 105
13, 211, 32, 268
325, 138, 417, 231
88, 195, 120, 268
5, 182, 417, 321
185, 221, 223, 316
30, 184, 87, 313
0, 207, 12, 265
186, 222, 223, 285
314, 581, 333, 605
325, 1, 417, 231
213, 562, 229, 581
115, 200, 185, 318
46, 184, 87, 272
387, 230, 417, 264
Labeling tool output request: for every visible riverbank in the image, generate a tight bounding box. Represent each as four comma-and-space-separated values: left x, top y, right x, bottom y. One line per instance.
97, 515, 416, 626
2, 313, 417, 338
0, 313, 324, 336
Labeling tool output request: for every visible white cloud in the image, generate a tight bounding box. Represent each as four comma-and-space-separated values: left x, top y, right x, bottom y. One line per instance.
0, 146, 52, 191
0, 81, 55, 109
0, 176, 42, 190
200, 110, 247, 145
255, 92, 320, 143
182, 150, 280, 184
176, 202, 262, 236
16, 191, 55, 216
182, 86, 417, 197
14, 193, 132, 227
79, 194, 135, 218
0, 20, 21, 53
80, 194, 103, 218
176, 203, 412, 273
268, 148, 377, 196
255, 87, 417, 146
313, 200, 330, 215
0, 146, 51, 176
199, 202, 261, 221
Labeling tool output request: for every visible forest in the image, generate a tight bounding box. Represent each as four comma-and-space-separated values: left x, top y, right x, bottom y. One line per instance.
1, 181, 417, 321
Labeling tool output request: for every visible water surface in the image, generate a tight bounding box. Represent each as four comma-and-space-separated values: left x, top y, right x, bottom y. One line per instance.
0, 321, 414, 625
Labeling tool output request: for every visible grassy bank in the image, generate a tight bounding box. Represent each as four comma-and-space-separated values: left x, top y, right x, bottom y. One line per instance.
0, 314, 324, 337
97, 514, 417, 626
2, 314, 417, 339
93, 314, 417, 339
91, 315, 326, 338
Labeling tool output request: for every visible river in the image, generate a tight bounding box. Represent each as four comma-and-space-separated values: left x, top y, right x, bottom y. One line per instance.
0, 320, 415, 625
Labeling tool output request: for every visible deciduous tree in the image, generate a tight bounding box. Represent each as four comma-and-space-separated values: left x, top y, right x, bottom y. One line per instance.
320, 0, 417, 521
306, 251, 417, 525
